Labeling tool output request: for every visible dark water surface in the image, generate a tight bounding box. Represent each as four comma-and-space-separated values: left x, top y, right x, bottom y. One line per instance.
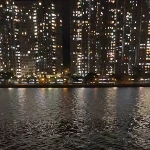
0, 88, 149, 150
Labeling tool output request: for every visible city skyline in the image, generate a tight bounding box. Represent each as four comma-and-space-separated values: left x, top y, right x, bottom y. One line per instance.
70, 0, 150, 77
0, 0, 63, 77
0, 0, 150, 79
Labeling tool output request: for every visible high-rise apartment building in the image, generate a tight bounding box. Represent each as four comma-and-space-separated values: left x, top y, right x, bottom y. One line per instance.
139, 0, 150, 77
0, 0, 4, 72
37, 0, 63, 75
0, 0, 63, 77
13, 1, 38, 77
70, 0, 150, 77
0, 0, 15, 73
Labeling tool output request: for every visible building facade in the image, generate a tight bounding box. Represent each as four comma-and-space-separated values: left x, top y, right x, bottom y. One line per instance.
0, 0, 63, 77
0, 0, 15, 73
70, 0, 150, 78
37, 0, 63, 76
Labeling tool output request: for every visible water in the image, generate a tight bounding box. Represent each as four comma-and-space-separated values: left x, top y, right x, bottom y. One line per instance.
0, 88, 149, 150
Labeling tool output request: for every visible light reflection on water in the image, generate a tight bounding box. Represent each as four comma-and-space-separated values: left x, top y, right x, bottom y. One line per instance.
0, 88, 149, 149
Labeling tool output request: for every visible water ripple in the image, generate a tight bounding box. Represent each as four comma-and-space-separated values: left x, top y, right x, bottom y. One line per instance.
0, 88, 149, 149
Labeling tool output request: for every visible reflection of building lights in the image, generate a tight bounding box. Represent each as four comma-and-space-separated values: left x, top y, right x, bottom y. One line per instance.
63, 88, 68, 93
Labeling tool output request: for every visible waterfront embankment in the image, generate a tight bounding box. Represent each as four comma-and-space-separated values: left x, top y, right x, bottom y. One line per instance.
0, 84, 150, 88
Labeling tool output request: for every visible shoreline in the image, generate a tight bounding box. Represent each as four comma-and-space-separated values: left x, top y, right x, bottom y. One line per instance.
0, 84, 150, 88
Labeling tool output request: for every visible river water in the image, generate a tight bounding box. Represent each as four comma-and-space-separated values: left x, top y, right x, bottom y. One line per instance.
0, 88, 149, 150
